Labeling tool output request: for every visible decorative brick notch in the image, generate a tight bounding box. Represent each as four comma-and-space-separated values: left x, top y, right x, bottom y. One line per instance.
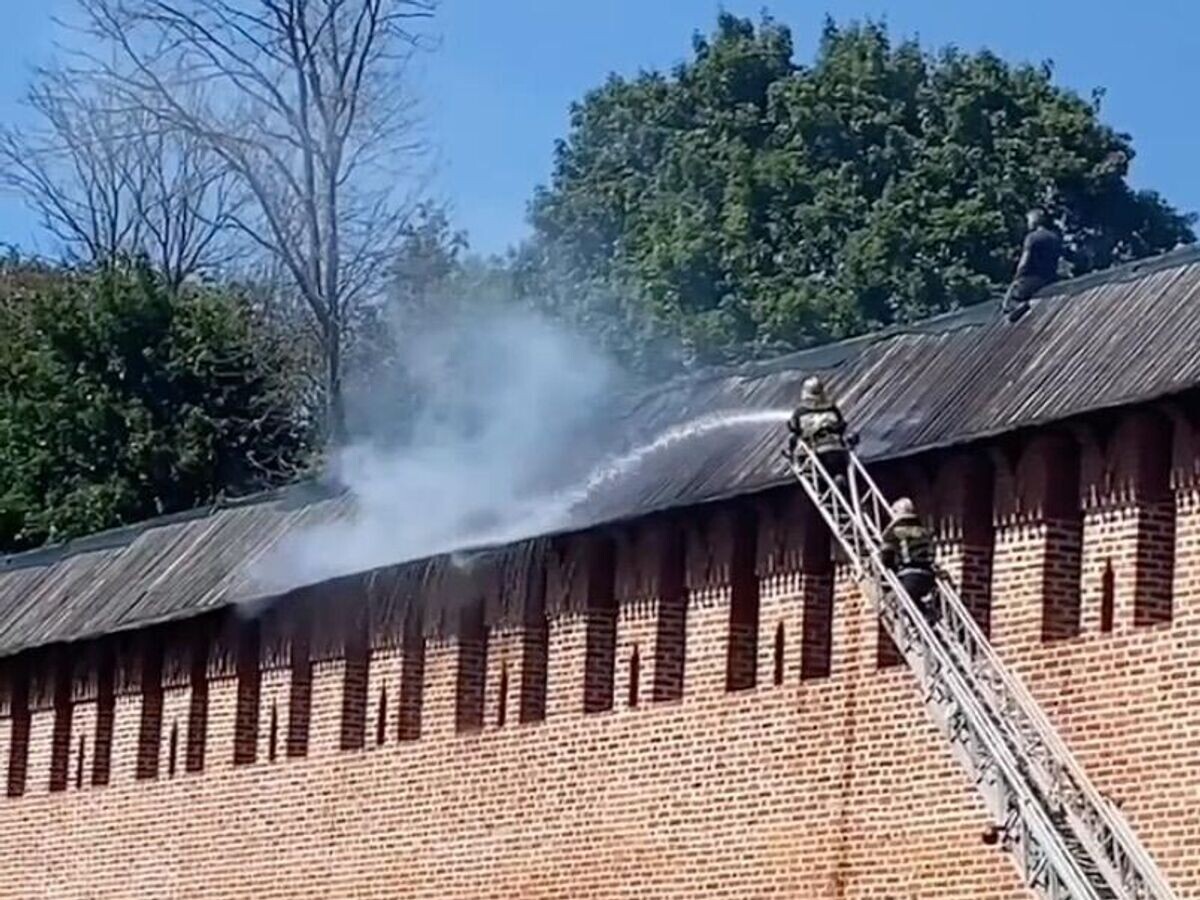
186, 630, 209, 773
725, 505, 760, 692
455, 599, 488, 732
91, 650, 114, 787
652, 523, 687, 703
582, 536, 617, 713
6, 664, 30, 798
398, 606, 426, 740
340, 608, 370, 751
233, 621, 261, 766
136, 639, 165, 780
519, 568, 548, 723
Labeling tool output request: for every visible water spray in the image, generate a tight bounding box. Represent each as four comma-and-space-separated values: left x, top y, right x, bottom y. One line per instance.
568, 408, 792, 506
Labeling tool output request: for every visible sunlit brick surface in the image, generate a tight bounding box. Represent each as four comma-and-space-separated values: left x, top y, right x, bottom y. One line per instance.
2, 409, 1199, 898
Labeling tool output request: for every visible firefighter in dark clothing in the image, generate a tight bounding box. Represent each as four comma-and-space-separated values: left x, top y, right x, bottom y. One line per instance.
880, 497, 939, 624
786, 375, 852, 483
1001, 209, 1062, 322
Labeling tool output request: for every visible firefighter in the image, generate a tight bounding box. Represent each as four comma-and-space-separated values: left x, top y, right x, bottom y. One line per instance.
786, 375, 852, 483
880, 497, 939, 624
1001, 209, 1062, 322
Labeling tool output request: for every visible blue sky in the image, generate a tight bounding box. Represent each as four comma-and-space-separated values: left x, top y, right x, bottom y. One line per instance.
3, 1, 1198, 256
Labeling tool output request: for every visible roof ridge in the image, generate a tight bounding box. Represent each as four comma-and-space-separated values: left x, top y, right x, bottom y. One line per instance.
633, 242, 1200, 393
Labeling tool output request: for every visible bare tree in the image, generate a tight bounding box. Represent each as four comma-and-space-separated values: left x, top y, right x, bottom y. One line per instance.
0, 68, 241, 290
72, 0, 436, 441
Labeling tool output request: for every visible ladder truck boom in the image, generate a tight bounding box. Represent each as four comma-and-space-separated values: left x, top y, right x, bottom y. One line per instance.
785, 437, 1178, 900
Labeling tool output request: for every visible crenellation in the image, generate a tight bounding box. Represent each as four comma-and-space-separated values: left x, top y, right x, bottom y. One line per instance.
725, 503, 760, 692
1134, 500, 1176, 626
158, 685, 190, 780
259, 667, 291, 762
68, 698, 96, 791
1172, 485, 1200, 626
305, 658, 345, 755
790, 484, 836, 681
232, 620, 261, 765
615, 601, 656, 710
135, 638, 165, 781
1080, 503, 1142, 635
481, 629, 519, 729
652, 519, 688, 703
363, 646, 400, 746
682, 584, 732, 699
0, 714, 11, 800
99, 687, 134, 788
830, 566, 870, 680
419, 637, 459, 741
581, 534, 617, 714
185, 633, 209, 773
935, 452, 996, 633
24, 704, 53, 798
455, 598, 489, 732
48, 652, 73, 793
339, 607, 370, 750
759, 571, 803, 688
543, 613, 586, 719
799, 570, 834, 680
398, 618, 427, 738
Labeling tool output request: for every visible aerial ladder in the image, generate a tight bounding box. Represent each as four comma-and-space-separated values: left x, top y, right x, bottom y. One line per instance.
785, 437, 1180, 900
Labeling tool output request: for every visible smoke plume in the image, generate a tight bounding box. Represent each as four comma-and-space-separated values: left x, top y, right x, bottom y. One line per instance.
254, 305, 619, 592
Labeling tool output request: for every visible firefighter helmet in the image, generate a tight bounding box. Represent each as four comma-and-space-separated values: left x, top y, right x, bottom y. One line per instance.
800, 375, 828, 405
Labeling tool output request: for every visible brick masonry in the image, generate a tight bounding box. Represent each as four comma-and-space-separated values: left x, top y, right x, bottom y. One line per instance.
1, 405, 1199, 898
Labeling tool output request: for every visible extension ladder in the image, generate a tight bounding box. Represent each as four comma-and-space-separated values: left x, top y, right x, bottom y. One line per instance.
785, 438, 1179, 900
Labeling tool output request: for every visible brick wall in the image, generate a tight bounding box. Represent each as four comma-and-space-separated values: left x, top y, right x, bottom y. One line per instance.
1, 405, 1199, 898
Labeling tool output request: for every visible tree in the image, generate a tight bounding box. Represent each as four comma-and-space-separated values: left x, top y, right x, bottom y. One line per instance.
527, 14, 1196, 370
0, 68, 241, 290
343, 202, 470, 440
390, 202, 468, 322
0, 258, 312, 552
73, 0, 437, 440
511, 243, 685, 378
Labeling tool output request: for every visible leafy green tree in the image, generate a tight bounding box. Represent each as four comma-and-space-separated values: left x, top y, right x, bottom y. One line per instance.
389, 203, 471, 325
0, 258, 312, 551
341, 204, 472, 442
512, 244, 687, 377
526, 14, 1195, 369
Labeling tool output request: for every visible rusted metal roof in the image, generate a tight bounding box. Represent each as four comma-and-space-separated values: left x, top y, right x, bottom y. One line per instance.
2, 246, 1199, 656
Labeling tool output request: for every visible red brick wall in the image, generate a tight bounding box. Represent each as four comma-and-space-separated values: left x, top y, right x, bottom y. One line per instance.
0, 405, 1198, 899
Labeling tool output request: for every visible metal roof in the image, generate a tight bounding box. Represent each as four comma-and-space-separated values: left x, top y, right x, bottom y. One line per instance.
2, 246, 1199, 656
561, 246, 1200, 522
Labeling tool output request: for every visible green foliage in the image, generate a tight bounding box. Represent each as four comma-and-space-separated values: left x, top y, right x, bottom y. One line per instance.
342, 204, 474, 442
511, 243, 687, 376
0, 260, 312, 551
389, 203, 471, 324
526, 14, 1196, 370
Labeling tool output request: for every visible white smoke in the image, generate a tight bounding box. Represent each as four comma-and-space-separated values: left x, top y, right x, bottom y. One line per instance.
569, 409, 791, 502
254, 306, 619, 591
251, 296, 799, 597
